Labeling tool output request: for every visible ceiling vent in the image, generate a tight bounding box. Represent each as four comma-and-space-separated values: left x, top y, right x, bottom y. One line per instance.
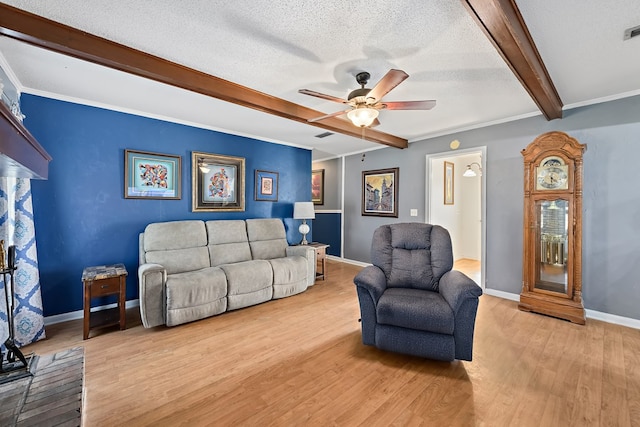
314, 131, 334, 138
624, 24, 640, 40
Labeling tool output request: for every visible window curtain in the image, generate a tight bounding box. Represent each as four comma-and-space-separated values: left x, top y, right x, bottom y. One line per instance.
0, 177, 45, 348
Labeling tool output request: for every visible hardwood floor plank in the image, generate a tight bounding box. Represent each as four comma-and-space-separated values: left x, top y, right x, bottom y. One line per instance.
20, 260, 639, 426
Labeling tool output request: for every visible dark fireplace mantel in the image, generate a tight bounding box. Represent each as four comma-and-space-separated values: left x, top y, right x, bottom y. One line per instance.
0, 100, 51, 179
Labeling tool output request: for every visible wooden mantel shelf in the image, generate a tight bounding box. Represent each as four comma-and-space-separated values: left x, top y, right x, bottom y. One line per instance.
0, 100, 51, 179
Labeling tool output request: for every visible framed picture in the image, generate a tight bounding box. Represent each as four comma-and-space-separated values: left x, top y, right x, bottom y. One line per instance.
255, 170, 279, 202
312, 169, 324, 205
444, 161, 454, 205
124, 149, 181, 199
362, 167, 398, 217
192, 151, 245, 212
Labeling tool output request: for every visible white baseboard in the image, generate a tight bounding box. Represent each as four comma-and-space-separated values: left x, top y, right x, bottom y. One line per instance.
585, 308, 640, 330
483, 289, 640, 330
44, 299, 140, 326
328, 255, 370, 267
483, 288, 520, 302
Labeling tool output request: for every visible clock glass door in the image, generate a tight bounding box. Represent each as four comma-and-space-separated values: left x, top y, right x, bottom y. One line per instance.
534, 199, 570, 296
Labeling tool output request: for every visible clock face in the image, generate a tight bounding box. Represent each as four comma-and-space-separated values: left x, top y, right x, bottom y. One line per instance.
536, 157, 569, 190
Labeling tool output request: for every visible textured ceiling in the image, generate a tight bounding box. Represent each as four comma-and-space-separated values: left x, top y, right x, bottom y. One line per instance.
0, 0, 639, 160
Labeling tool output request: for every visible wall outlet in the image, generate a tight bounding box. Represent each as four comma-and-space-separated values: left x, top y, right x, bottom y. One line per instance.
410, 209, 418, 217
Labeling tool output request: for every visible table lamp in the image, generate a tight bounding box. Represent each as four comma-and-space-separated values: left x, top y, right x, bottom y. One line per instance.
293, 202, 315, 245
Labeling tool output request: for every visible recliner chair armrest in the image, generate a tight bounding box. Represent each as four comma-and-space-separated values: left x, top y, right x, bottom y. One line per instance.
438, 270, 483, 313
354, 265, 388, 303
138, 263, 167, 328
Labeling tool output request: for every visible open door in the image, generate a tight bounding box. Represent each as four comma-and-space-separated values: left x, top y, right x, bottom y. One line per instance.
425, 147, 486, 288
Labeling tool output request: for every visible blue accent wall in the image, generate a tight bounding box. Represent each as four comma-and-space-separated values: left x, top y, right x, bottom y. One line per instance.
21, 95, 312, 317
313, 212, 341, 257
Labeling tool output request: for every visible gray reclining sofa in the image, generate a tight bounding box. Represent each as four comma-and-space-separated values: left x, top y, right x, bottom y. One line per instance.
138, 218, 315, 328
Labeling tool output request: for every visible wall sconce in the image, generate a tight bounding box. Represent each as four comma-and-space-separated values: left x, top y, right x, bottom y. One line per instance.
463, 162, 482, 177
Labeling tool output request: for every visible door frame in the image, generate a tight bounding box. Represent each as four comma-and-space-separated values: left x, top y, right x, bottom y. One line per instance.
425, 147, 487, 289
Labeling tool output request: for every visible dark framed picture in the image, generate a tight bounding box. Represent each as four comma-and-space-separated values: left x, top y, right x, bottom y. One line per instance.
124, 149, 181, 199
255, 170, 279, 202
362, 167, 398, 217
312, 169, 324, 205
444, 161, 454, 205
192, 151, 245, 212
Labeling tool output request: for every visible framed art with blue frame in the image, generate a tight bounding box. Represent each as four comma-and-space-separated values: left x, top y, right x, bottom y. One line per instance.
124, 149, 181, 199
192, 151, 245, 212
255, 170, 279, 202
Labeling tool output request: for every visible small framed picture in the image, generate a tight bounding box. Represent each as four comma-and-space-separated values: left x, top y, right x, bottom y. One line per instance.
124, 150, 181, 199
192, 151, 245, 212
444, 161, 454, 205
255, 170, 279, 202
312, 169, 324, 205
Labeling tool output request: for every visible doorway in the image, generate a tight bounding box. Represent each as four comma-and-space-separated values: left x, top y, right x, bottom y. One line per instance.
425, 147, 486, 288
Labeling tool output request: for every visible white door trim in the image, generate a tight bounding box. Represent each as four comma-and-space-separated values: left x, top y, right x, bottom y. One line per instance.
425, 146, 487, 289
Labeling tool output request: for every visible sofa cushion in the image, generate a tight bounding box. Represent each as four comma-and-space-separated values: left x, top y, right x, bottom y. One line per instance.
376, 288, 454, 335
246, 218, 288, 260
220, 260, 273, 310
206, 220, 252, 266
145, 247, 210, 275
144, 220, 207, 251
144, 220, 210, 274
220, 260, 273, 295
165, 267, 227, 326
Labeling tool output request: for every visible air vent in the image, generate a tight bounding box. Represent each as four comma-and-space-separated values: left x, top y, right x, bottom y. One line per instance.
314, 132, 334, 138
624, 24, 640, 40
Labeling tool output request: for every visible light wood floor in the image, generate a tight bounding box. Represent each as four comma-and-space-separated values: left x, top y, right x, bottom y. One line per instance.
24, 260, 640, 426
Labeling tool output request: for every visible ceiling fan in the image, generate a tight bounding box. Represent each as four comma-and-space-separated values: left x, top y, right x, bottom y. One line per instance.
299, 69, 436, 128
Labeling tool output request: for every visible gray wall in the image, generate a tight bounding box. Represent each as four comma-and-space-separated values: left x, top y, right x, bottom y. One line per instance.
312, 157, 342, 210
344, 95, 640, 320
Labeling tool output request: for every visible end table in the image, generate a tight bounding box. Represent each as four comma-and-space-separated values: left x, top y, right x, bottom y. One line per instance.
307, 243, 330, 281
82, 263, 127, 340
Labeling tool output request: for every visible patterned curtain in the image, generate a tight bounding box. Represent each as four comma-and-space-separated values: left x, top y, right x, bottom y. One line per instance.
0, 177, 45, 348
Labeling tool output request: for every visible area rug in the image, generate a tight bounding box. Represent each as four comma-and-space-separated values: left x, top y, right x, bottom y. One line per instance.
0, 347, 83, 426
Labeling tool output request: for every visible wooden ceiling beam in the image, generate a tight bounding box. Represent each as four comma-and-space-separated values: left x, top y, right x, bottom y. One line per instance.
0, 4, 408, 149
462, 0, 563, 120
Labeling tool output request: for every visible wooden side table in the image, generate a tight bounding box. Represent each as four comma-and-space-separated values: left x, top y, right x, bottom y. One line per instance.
307, 243, 330, 281
82, 264, 127, 340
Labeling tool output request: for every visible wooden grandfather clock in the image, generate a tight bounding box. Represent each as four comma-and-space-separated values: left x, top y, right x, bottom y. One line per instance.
519, 131, 586, 324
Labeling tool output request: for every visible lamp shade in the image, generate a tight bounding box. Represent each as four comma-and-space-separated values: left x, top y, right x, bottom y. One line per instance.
347, 107, 379, 127
463, 166, 476, 177
293, 202, 315, 220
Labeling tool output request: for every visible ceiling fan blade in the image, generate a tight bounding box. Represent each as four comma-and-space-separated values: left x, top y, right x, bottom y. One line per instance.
382, 100, 437, 110
366, 69, 409, 103
299, 89, 347, 104
308, 109, 351, 123
370, 118, 381, 128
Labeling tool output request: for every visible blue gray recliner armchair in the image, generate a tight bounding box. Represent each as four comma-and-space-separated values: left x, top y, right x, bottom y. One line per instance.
353, 223, 483, 361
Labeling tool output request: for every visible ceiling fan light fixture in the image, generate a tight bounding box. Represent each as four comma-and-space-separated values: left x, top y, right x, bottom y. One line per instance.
347, 106, 379, 127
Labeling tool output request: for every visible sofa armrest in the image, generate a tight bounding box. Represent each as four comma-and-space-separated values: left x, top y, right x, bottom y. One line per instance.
138, 263, 167, 328
438, 270, 483, 313
353, 265, 388, 304
286, 245, 316, 286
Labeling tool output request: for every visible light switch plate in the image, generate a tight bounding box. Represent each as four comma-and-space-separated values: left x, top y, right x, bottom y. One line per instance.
410, 209, 418, 216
